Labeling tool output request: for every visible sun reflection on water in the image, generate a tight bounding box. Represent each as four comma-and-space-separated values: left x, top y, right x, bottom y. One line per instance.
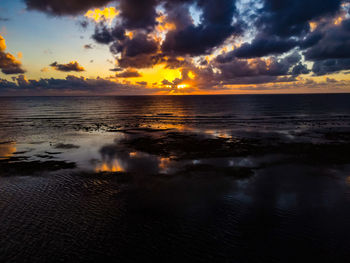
95, 160, 124, 173
0, 143, 17, 160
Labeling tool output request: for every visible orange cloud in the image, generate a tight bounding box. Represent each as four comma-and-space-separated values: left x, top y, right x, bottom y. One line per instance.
309, 21, 318, 31
0, 35, 6, 51
0, 34, 25, 74
41, 67, 50, 72
151, 14, 177, 43
333, 15, 344, 25
50, 61, 85, 72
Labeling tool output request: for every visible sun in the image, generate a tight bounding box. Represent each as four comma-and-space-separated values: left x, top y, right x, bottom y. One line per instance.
177, 84, 188, 89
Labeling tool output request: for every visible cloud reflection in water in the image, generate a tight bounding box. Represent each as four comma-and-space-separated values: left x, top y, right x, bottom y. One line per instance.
97, 144, 176, 175
0, 142, 17, 160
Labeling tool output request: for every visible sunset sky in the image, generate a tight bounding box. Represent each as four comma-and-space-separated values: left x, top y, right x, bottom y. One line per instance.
1, 0, 350, 95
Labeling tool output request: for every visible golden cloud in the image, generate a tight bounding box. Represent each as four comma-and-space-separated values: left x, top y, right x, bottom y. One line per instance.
0, 34, 25, 74
85, 7, 119, 24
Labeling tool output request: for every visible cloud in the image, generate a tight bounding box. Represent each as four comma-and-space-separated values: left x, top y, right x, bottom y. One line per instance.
112, 32, 158, 57
50, 61, 85, 72
119, 0, 158, 29
297, 18, 350, 75
19, 0, 350, 91
115, 69, 142, 78
162, 0, 242, 55
216, 52, 307, 79
92, 23, 115, 44
40, 67, 50, 72
0, 75, 160, 96
232, 78, 350, 93
232, 35, 298, 58
291, 62, 310, 75
23, 0, 112, 16
84, 7, 119, 24
84, 44, 94, 49
0, 35, 26, 75
257, 0, 342, 38
110, 67, 123, 72
326, 77, 338, 83
304, 19, 350, 61
87, 0, 243, 70
312, 58, 350, 75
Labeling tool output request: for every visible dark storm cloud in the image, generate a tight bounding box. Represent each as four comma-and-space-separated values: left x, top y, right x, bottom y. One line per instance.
312, 59, 350, 75
90, 0, 241, 67
291, 63, 310, 75
233, 35, 298, 58
304, 19, 350, 61
257, 0, 342, 38
214, 52, 308, 84
109, 32, 159, 68
225, 0, 344, 61
299, 31, 323, 49
50, 61, 85, 72
92, 24, 114, 44
116, 54, 161, 69
20, 0, 350, 86
117, 33, 158, 57
119, 0, 158, 29
92, 25, 159, 59
162, 0, 242, 55
91, 24, 127, 45
23, 0, 112, 16
297, 18, 350, 75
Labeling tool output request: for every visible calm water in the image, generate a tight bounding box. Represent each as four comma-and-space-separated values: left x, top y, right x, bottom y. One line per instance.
1, 94, 350, 262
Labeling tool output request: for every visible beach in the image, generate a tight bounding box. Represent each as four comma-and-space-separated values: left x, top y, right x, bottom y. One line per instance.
1, 94, 350, 262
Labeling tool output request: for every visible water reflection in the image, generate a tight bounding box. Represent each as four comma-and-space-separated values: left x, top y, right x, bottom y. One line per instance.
0, 142, 16, 160
97, 144, 176, 175
204, 129, 232, 139
95, 161, 124, 173
1, 95, 350, 262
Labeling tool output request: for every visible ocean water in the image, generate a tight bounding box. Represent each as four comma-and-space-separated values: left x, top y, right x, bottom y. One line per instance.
1, 94, 350, 137
1, 94, 350, 262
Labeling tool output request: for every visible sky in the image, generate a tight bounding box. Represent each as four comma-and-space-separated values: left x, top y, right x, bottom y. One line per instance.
0, 0, 350, 95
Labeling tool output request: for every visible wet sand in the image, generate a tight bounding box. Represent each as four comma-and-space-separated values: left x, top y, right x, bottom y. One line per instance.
1, 95, 350, 262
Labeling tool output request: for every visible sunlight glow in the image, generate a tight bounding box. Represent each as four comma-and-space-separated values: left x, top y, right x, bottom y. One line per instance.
137, 64, 182, 85
85, 7, 119, 24
188, 71, 195, 79
0, 143, 16, 160
309, 21, 318, 31
177, 84, 188, 89
95, 161, 124, 173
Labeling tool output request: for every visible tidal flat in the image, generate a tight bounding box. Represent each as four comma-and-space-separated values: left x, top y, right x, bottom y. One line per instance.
1, 95, 350, 262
